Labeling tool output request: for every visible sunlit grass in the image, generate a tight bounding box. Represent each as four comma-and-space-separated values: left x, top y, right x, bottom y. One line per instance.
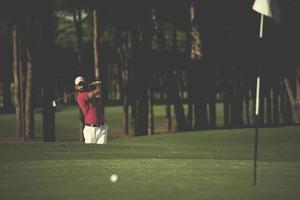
0, 126, 299, 200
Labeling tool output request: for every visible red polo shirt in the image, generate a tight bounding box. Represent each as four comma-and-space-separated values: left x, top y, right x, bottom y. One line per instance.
76, 92, 105, 124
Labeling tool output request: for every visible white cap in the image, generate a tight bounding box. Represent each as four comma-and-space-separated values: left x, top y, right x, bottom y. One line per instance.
74, 76, 85, 85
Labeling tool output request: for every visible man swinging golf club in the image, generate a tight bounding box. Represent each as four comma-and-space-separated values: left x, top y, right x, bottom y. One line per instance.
74, 76, 108, 144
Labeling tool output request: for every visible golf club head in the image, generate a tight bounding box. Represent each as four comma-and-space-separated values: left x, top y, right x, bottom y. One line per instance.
52, 101, 56, 107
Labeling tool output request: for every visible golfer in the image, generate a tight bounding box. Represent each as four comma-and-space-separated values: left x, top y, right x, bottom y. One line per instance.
74, 76, 108, 144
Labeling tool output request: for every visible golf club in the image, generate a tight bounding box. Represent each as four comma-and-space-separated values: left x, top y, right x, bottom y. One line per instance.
52, 81, 101, 107
52, 92, 76, 107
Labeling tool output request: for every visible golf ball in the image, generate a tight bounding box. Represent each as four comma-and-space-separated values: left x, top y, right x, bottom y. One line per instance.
110, 174, 118, 182
52, 101, 56, 107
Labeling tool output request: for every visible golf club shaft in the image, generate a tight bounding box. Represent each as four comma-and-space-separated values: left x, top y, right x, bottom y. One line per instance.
53, 92, 76, 102
52, 81, 102, 102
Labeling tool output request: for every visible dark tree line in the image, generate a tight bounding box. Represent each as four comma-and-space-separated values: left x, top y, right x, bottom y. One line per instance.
0, 0, 299, 141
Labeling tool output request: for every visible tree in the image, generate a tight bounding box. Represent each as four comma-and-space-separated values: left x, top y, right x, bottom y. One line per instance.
39, 0, 56, 142
12, 24, 23, 138
283, 75, 300, 123
24, 45, 34, 139
188, 0, 209, 130
281, 1, 300, 124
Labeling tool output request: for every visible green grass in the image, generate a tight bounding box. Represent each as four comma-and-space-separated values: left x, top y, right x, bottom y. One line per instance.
0, 105, 179, 141
0, 105, 131, 141
0, 104, 225, 142
0, 126, 300, 200
0, 105, 299, 199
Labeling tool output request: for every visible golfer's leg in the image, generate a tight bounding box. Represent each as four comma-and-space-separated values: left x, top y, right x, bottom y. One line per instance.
96, 124, 108, 144
83, 126, 94, 144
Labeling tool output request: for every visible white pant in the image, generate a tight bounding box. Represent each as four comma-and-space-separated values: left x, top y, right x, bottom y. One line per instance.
83, 123, 108, 144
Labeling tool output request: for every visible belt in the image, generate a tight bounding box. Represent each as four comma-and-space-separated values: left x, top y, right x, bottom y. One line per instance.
85, 122, 105, 127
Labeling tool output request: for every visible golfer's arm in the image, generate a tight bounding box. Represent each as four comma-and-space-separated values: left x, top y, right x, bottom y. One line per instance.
88, 88, 101, 99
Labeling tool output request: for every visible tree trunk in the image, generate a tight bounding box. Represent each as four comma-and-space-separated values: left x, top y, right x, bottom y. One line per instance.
166, 103, 172, 131
12, 25, 22, 138
93, 9, 100, 80
24, 47, 34, 140
190, 1, 202, 61
187, 103, 193, 129
42, 86, 55, 142
189, 0, 210, 129
245, 85, 250, 125
209, 98, 216, 128
78, 109, 85, 142
148, 85, 154, 135
259, 93, 265, 125
231, 78, 243, 127
283, 76, 300, 123
166, 71, 188, 131
73, 8, 83, 73
123, 95, 129, 135
41, 1, 56, 142
273, 84, 280, 125
133, 8, 152, 136
116, 28, 130, 135
133, 67, 149, 136
194, 99, 208, 130
117, 47, 129, 134
18, 28, 26, 140
155, 8, 172, 132
266, 88, 272, 125
73, 7, 85, 140
223, 90, 230, 127
123, 29, 130, 135
129, 25, 140, 133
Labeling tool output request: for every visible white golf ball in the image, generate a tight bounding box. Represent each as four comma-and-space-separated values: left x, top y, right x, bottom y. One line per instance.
110, 174, 118, 182
52, 101, 56, 107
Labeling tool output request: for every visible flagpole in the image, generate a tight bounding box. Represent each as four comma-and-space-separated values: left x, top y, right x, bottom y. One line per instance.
253, 13, 264, 186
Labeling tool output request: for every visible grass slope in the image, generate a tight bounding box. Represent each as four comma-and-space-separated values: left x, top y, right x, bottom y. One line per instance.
0, 126, 300, 200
